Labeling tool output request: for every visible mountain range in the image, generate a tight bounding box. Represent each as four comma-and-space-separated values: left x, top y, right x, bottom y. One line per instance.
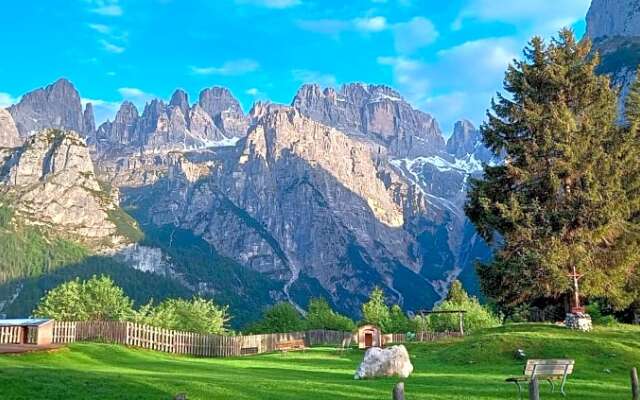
0, 0, 637, 327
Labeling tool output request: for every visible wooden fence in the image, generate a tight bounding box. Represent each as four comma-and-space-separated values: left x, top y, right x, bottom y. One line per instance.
0, 326, 22, 344
49, 321, 462, 358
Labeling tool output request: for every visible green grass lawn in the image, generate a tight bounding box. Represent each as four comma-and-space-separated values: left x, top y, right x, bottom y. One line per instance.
1, 324, 639, 399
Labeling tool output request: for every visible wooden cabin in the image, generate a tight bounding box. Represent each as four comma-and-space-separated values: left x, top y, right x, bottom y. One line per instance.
0, 319, 54, 346
357, 324, 382, 349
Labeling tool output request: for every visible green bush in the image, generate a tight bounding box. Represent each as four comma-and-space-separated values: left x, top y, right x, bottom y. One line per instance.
426, 280, 501, 333
135, 297, 229, 334
361, 287, 391, 332
305, 298, 355, 332
246, 302, 305, 333
586, 301, 620, 326
33, 275, 134, 321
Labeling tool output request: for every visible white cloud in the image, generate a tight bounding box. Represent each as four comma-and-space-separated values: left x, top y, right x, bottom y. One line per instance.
297, 15, 389, 36
91, 4, 123, 16
292, 69, 338, 87
88, 23, 111, 34
354, 16, 388, 33
81, 97, 121, 124
84, 0, 123, 17
454, 0, 590, 37
378, 37, 518, 133
235, 0, 301, 9
118, 87, 150, 98
245, 88, 260, 96
393, 17, 439, 54
101, 39, 125, 53
190, 59, 260, 76
0, 92, 17, 108
377, 56, 430, 101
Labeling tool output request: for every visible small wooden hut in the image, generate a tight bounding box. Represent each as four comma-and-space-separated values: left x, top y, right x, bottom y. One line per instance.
357, 324, 382, 349
0, 319, 54, 346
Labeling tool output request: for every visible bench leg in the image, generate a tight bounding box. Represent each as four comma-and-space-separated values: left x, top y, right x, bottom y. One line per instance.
560, 379, 567, 397
514, 381, 523, 400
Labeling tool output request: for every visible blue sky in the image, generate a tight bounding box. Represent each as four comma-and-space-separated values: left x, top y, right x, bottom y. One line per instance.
0, 0, 591, 134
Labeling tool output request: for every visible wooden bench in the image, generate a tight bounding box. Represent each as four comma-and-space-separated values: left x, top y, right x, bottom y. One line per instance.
276, 339, 306, 353
506, 359, 574, 398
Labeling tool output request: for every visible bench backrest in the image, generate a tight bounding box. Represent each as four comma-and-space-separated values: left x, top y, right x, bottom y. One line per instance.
524, 359, 575, 377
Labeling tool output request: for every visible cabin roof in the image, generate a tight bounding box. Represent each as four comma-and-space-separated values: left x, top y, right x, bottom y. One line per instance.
0, 319, 53, 327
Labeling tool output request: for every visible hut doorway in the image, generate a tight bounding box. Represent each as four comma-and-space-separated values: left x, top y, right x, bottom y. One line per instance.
364, 332, 373, 347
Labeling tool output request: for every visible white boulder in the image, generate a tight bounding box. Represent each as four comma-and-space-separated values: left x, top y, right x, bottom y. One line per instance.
354, 345, 414, 380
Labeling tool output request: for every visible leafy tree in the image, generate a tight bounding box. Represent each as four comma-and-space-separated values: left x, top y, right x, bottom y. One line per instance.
466, 29, 640, 312
247, 302, 304, 333
427, 282, 501, 333
135, 297, 228, 334
445, 280, 469, 304
361, 287, 390, 332
305, 298, 355, 331
387, 304, 411, 333
34, 275, 133, 321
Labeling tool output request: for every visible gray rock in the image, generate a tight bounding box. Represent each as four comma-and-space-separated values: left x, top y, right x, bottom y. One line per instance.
0, 109, 21, 148
170, 89, 190, 120
8, 78, 91, 139
292, 83, 445, 157
586, 0, 640, 39
354, 345, 414, 379
0, 129, 125, 246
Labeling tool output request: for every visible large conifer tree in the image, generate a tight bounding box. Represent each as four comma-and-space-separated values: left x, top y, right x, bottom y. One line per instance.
466, 29, 640, 312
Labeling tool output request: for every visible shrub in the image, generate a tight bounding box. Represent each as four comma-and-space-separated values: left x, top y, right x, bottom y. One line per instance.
361, 287, 391, 332
586, 301, 619, 326
305, 298, 355, 331
135, 297, 229, 334
247, 302, 305, 333
34, 275, 133, 321
426, 280, 501, 333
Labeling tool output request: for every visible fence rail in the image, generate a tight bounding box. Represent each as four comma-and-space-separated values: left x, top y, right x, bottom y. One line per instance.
49, 321, 461, 358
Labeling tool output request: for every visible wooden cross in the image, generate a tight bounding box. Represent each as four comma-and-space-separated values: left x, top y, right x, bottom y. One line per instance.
567, 265, 584, 313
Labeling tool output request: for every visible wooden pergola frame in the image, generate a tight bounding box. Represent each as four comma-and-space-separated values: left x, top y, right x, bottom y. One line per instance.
416, 310, 467, 336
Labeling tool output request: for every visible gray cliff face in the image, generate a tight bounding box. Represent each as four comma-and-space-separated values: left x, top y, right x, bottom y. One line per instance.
0, 129, 126, 246
8, 79, 93, 139
586, 0, 640, 39
198, 87, 248, 138
587, 0, 640, 116
129, 106, 441, 314
446, 120, 493, 163
93, 88, 249, 188
0, 109, 21, 148
1, 78, 495, 317
292, 83, 445, 158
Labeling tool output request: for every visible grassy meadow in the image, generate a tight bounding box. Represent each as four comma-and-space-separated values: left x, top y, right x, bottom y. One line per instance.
1, 324, 639, 399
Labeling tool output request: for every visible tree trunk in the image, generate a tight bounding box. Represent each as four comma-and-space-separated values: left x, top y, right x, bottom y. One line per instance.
632, 368, 639, 400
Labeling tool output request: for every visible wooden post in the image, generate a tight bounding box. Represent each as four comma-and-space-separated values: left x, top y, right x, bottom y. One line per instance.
458, 312, 464, 336
632, 367, 639, 400
529, 376, 539, 400
392, 382, 405, 400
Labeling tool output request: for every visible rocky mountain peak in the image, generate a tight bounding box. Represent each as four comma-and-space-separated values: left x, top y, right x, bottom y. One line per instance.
83, 103, 96, 136
292, 82, 444, 158
115, 101, 140, 123
446, 120, 481, 158
8, 78, 91, 139
0, 129, 127, 246
198, 87, 243, 118
0, 109, 21, 148
169, 89, 190, 117
586, 0, 640, 40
